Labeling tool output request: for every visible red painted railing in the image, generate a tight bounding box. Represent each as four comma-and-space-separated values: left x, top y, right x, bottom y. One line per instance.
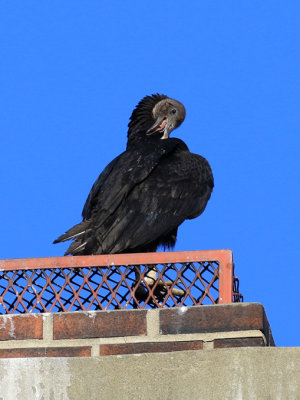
0, 250, 242, 314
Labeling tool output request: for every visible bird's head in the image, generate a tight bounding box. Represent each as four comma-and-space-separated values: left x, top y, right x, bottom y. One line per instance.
146, 97, 186, 139
127, 94, 186, 146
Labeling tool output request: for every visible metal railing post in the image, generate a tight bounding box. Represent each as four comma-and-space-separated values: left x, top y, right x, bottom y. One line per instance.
218, 250, 233, 303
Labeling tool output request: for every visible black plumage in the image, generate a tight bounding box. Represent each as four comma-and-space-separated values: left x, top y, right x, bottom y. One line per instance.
54, 94, 214, 255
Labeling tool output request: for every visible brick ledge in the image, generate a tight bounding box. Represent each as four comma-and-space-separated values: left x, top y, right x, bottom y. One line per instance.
0, 303, 275, 358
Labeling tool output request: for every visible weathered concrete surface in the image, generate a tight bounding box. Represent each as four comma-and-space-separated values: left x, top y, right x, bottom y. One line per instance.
0, 347, 299, 400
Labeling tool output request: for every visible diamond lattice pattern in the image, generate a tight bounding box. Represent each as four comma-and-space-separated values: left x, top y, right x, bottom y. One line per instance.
0, 261, 220, 313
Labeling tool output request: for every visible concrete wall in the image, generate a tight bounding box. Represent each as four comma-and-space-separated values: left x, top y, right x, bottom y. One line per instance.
0, 347, 299, 400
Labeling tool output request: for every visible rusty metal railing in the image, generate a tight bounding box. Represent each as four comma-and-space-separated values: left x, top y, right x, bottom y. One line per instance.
0, 250, 242, 314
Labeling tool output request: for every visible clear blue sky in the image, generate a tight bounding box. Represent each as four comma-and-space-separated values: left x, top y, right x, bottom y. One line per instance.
1, 2, 299, 346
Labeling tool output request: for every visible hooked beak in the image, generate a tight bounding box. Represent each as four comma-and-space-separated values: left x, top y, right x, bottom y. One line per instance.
146, 116, 169, 136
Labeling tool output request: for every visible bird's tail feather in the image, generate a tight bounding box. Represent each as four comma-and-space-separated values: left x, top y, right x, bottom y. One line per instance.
64, 240, 88, 256
53, 220, 91, 244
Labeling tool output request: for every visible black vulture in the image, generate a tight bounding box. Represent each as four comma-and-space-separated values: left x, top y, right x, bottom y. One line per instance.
54, 94, 214, 255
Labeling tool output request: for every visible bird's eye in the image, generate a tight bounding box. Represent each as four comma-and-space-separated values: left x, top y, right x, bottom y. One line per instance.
170, 108, 177, 115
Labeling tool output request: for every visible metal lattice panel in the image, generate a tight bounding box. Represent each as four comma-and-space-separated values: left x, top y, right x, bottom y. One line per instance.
0, 250, 242, 314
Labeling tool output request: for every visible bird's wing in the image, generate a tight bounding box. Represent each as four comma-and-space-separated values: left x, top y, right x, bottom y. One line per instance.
56, 140, 213, 255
